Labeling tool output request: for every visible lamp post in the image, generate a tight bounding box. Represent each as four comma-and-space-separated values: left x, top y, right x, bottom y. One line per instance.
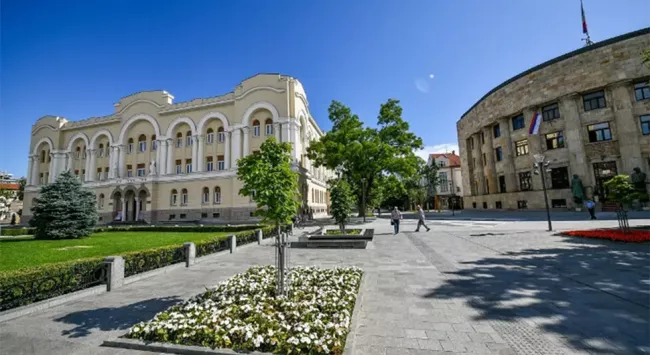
533, 154, 553, 231
361, 177, 367, 223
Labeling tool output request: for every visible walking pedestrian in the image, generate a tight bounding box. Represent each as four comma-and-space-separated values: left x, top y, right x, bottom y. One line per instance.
390, 206, 402, 234
585, 199, 597, 220
415, 205, 430, 232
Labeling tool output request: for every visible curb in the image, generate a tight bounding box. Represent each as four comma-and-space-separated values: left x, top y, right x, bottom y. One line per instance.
343, 272, 367, 355
102, 338, 272, 355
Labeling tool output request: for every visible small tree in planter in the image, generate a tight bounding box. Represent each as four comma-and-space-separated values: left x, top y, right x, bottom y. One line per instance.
237, 138, 300, 296
604, 175, 643, 233
30, 170, 98, 239
329, 178, 354, 233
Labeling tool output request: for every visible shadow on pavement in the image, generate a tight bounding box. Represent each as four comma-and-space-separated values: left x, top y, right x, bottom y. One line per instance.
54, 296, 183, 338
423, 239, 650, 354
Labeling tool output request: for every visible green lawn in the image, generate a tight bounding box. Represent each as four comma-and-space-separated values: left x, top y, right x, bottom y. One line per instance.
0, 231, 233, 272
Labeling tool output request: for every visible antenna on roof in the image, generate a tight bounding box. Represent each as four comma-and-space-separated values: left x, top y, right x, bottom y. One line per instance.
581, 0, 594, 46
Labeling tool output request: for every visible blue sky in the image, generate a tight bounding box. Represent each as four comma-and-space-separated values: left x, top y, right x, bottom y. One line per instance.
2, 0, 649, 177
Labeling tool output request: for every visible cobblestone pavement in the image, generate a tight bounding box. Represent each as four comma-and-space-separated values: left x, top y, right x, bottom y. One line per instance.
1, 218, 648, 355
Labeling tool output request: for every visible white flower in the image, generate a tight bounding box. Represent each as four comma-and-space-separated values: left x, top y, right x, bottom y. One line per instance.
300, 336, 311, 344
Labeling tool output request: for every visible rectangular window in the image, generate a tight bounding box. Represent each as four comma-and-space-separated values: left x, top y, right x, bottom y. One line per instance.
185, 160, 192, 174
439, 172, 448, 192
152, 140, 157, 151
266, 124, 273, 136
641, 115, 650, 135
493, 124, 501, 138
127, 143, 133, 154
214, 190, 221, 204
139, 141, 146, 152
175, 160, 182, 175
551, 199, 567, 208
171, 193, 177, 205
482, 202, 488, 209
495, 147, 503, 162
542, 103, 560, 121
517, 200, 528, 209
186, 136, 192, 146
182, 193, 188, 205
583, 90, 606, 111
550, 167, 570, 189
169, 214, 176, 220
206, 133, 214, 144
495, 201, 502, 209
206, 156, 214, 172
515, 140, 529, 156
587, 122, 612, 142
96, 168, 102, 181
177, 137, 183, 148
634, 82, 650, 101
253, 126, 261, 137
217, 155, 225, 170
126, 165, 133, 178
472, 202, 477, 209
545, 131, 565, 150
218, 132, 225, 143
519, 171, 532, 191
180, 213, 186, 219
201, 213, 207, 218
498, 175, 506, 193
212, 213, 220, 218
137, 163, 145, 177
512, 114, 525, 130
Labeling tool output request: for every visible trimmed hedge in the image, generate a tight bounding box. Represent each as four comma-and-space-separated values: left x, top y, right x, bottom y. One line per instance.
0, 228, 34, 236
0, 224, 269, 236
0, 257, 106, 311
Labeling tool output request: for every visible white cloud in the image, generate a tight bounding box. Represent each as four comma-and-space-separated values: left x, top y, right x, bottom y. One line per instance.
414, 143, 459, 161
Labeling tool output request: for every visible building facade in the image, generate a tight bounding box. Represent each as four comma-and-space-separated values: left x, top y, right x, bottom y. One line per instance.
23, 74, 334, 224
427, 152, 463, 210
457, 28, 650, 210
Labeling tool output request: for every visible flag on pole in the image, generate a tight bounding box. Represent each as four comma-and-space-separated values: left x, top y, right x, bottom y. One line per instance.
529, 112, 542, 135
581, 0, 588, 34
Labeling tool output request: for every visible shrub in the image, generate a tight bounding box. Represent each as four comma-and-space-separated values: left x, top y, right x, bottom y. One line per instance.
29, 170, 97, 239
123, 245, 187, 277
0, 257, 106, 311
0, 228, 34, 236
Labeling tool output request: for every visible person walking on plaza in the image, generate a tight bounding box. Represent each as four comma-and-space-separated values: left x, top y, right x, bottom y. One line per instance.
415, 205, 430, 232
390, 206, 403, 234
585, 199, 597, 220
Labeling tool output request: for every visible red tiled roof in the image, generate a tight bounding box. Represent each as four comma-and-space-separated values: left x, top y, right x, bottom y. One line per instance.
0, 183, 20, 190
429, 153, 461, 167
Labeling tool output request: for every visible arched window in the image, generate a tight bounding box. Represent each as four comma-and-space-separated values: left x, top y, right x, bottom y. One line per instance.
265, 118, 273, 136
252, 120, 261, 137
75, 147, 81, 159
127, 138, 134, 154
170, 189, 178, 205
202, 187, 210, 204
98, 144, 104, 157
214, 186, 221, 204
151, 135, 157, 151
40, 150, 46, 163
82, 147, 87, 159
176, 132, 183, 148
181, 188, 188, 205
217, 127, 225, 143
185, 131, 192, 147
206, 128, 214, 144
98, 193, 105, 209
138, 134, 147, 152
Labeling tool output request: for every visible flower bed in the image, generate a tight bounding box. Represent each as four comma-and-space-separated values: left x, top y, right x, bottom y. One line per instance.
125, 266, 363, 354
562, 229, 650, 242
324, 229, 361, 235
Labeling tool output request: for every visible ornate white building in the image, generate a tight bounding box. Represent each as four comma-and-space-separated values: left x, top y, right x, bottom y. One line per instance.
23, 74, 333, 224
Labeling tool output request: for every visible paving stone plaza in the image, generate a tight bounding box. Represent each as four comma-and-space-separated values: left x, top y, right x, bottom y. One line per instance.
1, 215, 649, 355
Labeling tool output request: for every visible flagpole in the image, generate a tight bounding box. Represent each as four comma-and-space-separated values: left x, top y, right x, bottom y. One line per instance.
581, 0, 594, 46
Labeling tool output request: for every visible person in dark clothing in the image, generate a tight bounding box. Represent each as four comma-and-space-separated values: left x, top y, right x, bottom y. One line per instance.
585, 199, 597, 220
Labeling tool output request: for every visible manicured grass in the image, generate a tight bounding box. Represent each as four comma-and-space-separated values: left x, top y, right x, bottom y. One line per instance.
325, 229, 361, 235
0, 231, 233, 272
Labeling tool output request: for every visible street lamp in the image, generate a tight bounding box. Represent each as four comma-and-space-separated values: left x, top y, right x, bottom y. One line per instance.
533, 154, 553, 231
361, 177, 367, 223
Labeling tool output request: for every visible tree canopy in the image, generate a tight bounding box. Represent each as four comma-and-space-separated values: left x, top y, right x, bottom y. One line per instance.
328, 178, 355, 232
29, 170, 97, 239
307, 99, 424, 215
237, 138, 300, 232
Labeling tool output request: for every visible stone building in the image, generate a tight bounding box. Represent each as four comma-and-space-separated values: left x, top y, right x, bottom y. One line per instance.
427, 152, 463, 210
457, 28, 650, 210
23, 74, 334, 224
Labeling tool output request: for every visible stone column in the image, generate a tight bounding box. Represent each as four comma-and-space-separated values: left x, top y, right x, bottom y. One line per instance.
196, 135, 204, 172
158, 139, 167, 176
474, 133, 485, 195
231, 128, 241, 168
118, 145, 126, 178
26, 156, 34, 186
282, 121, 291, 143
121, 199, 127, 221
87, 149, 97, 182
191, 135, 198, 173
184, 242, 196, 267
560, 93, 590, 188
611, 82, 643, 173
135, 197, 140, 221
483, 127, 497, 194
48, 153, 56, 183
498, 117, 517, 192
155, 139, 163, 176
523, 108, 544, 190
275, 122, 281, 141
242, 127, 250, 157
103, 256, 125, 291
31, 156, 39, 185
109, 147, 117, 178
166, 138, 174, 175
224, 131, 231, 170
228, 235, 237, 253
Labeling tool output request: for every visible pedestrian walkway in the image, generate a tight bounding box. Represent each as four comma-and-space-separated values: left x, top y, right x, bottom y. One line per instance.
1, 220, 648, 354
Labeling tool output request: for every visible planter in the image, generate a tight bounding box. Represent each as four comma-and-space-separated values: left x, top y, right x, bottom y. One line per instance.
575, 208, 582, 212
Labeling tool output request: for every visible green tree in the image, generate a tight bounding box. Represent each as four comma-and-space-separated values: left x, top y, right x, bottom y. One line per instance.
604, 174, 645, 232
307, 99, 423, 216
17, 177, 26, 201
237, 137, 300, 236
29, 170, 97, 239
328, 178, 355, 232
421, 160, 440, 209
